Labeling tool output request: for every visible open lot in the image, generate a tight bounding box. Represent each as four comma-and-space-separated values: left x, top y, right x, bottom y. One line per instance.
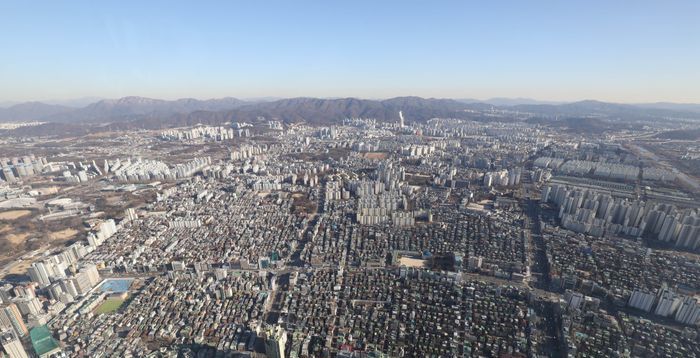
2, 232, 30, 246
363, 152, 389, 160
0, 210, 33, 220
398, 257, 426, 268
48, 228, 78, 241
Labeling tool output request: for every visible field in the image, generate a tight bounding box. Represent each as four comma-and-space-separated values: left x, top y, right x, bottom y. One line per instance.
3, 232, 30, 245
48, 228, 78, 241
363, 152, 389, 160
398, 257, 426, 268
0, 210, 32, 220
95, 298, 125, 314
1, 227, 80, 276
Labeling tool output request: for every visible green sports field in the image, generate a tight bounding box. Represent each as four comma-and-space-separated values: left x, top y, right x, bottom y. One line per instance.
95, 298, 125, 314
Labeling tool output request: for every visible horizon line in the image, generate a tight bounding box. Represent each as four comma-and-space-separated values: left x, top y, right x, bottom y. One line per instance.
2, 95, 700, 107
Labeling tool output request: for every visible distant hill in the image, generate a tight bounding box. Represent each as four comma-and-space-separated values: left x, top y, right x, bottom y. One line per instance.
45, 96, 249, 122
0, 102, 73, 122
172, 96, 484, 126
3, 96, 700, 137
634, 102, 700, 114
7, 121, 97, 137
483, 97, 563, 106
0, 101, 21, 108
511, 100, 700, 120
41, 97, 105, 108
1, 97, 488, 128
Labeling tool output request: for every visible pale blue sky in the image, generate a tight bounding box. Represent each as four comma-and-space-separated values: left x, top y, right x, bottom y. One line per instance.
1, 0, 699, 102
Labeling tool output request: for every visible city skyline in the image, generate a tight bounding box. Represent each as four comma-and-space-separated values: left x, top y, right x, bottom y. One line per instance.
2, 0, 700, 103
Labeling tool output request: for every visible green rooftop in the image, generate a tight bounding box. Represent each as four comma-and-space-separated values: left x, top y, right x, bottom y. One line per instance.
30, 325, 61, 357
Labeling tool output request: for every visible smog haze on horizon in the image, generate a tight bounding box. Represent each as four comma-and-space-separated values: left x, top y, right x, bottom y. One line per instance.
1, 0, 700, 103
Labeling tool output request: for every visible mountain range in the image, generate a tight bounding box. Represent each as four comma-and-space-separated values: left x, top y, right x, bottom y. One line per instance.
459, 97, 564, 106
0, 102, 75, 121
2, 96, 700, 136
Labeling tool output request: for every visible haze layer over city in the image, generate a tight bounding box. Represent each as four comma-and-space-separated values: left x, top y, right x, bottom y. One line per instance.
1, 1, 699, 358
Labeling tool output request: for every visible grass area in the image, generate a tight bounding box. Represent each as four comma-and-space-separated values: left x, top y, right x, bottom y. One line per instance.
0, 210, 32, 220
95, 298, 125, 314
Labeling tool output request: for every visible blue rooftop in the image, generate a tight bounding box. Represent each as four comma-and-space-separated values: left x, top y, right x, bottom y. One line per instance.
99, 278, 134, 293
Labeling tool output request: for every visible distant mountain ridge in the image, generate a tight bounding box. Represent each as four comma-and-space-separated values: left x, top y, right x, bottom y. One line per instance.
46, 96, 250, 123
0, 102, 73, 121
2, 96, 700, 126
459, 97, 564, 106
183, 96, 484, 125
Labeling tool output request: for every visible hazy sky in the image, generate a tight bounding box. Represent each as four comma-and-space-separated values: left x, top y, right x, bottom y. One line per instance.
2, 0, 699, 103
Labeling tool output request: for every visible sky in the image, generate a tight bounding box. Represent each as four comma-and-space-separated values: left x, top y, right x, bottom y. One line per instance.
1, 0, 699, 103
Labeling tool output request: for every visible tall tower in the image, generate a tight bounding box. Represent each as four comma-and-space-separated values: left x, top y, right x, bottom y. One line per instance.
398, 111, 405, 128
